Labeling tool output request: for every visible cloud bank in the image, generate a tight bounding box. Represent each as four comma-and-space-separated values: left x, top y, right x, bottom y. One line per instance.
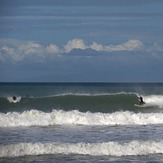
0, 39, 60, 62
64, 39, 143, 53
90, 39, 143, 52
0, 38, 145, 62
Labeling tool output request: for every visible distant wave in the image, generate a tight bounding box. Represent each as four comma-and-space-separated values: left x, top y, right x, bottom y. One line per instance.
1, 140, 163, 158
2, 92, 138, 99
44, 92, 139, 97
1, 109, 163, 127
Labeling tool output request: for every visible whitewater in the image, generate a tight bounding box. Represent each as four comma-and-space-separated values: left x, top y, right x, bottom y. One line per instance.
1, 140, 163, 158
1, 83, 163, 162
1, 109, 163, 127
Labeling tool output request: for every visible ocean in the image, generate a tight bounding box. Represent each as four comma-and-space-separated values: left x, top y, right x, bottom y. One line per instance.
1, 82, 163, 162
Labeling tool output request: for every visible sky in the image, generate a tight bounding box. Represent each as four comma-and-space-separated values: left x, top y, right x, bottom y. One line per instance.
0, 0, 163, 82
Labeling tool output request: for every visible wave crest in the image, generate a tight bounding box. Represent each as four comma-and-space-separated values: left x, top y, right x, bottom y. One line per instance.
1, 140, 163, 158
1, 109, 163, 127
144, 95, 163, 108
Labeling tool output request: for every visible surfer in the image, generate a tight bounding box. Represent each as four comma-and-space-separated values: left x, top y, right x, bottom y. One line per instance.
13, 96, 17, 101
139, 96, 145, 105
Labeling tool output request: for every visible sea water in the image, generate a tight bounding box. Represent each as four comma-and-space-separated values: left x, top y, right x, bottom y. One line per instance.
0, 83, 163, 162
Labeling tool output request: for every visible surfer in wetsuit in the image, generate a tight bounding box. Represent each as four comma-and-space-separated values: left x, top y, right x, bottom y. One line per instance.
13, 96, 17, 101
139, 96, 145, 105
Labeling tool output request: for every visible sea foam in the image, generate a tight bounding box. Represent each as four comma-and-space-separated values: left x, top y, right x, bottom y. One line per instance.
0, 140, 163, 158
1, 109, 163, 127
144, 95, 163, 108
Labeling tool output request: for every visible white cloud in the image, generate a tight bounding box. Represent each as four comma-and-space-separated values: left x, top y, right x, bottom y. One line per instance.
23, 42, 43, 55
0, 39, 61, 61
1, 46, 14, 54
1, 45, 23, 61
64, 39, 87, 53
63, 39, 143, 54
0, 38, 145, 62
90, 42, 104, 51
112, 39, 143, 51
47, 44, 60, 54
90, 40, 143, 52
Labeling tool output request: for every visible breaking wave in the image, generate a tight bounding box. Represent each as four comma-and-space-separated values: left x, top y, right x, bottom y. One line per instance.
1, 140, 163, 158
144, 95, 163, 108
1, 109, 163, 127
1, 93, 163, 113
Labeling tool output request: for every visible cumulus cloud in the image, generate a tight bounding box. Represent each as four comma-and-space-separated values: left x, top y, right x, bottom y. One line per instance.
47, 44, 60, 54
64, 39, 143, 53
90, 42, 104, 51
90, 40, 143, 52
23, 42, 43, 55
64, 39, 87, 53
1, 46, 14, 56
0, 45, 23, 61
0, 39, 60, 62
0, 38, 145, 62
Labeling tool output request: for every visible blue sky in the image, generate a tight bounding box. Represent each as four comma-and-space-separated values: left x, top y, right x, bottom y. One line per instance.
0, 0, 163, 82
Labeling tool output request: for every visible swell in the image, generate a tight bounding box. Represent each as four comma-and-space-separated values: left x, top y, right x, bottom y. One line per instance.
0, 93, 139, 113
1, 93, 163, 113
1, 109, 163, 127
1, 140, 163, 158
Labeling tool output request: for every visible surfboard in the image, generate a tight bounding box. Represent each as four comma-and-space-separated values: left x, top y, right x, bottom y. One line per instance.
134, 103, 154, 108
134, 104, 146, 107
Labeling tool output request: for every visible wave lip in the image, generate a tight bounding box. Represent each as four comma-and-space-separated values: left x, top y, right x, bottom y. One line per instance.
144, 95, 163, 108
1, 140, 163, 158
1, 110, 163, 127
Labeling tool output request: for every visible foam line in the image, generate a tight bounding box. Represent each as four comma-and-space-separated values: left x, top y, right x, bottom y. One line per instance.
1, 140, 163, 158
1, 110, 163, 127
